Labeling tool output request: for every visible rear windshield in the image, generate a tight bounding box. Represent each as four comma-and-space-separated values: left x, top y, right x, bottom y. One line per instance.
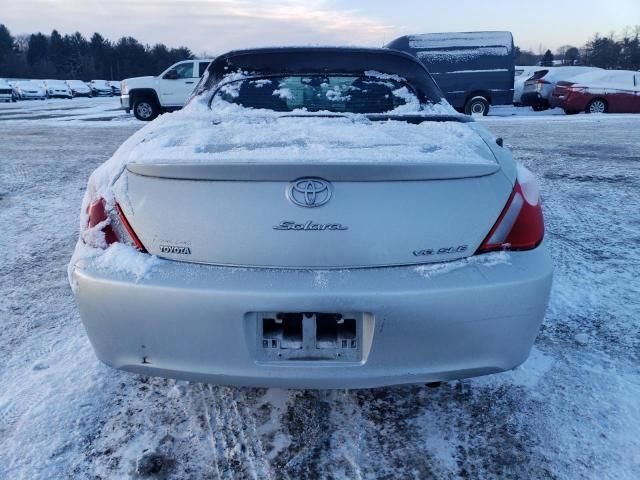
529, 70, 549, 81
212, 74, 421, 114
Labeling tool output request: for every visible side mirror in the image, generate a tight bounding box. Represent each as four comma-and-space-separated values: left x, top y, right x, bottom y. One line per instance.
163, 70, 178, 80
496, 137, 504, 147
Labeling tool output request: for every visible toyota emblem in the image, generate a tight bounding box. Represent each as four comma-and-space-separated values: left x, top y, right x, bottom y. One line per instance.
287, 178, 333, 208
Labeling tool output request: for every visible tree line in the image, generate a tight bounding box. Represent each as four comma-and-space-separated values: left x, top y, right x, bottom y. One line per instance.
1, 24, 639, 81
0, 24, 193, 81
516, 26, 640, 70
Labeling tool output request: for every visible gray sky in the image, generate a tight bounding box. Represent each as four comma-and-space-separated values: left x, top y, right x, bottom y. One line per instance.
4, 0, 639, 55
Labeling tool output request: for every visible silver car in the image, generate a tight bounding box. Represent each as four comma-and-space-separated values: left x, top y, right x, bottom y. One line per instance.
69, 47, 553, 389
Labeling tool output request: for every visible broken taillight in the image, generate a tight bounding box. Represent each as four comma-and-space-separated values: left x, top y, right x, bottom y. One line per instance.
84, 198, 146, 251
476, 166, 545, 254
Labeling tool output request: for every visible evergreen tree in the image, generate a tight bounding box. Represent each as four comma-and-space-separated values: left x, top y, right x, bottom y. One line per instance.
27, 33, 49, 65
0, 24, 15, 60
618, 34, 639, 70
584, 35, 621, 69
48, 29, 67, 75
541, 49, 554, 66
564, 47, 580, 65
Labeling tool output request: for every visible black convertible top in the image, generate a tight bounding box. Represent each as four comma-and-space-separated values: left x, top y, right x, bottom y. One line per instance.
199, 47, 445, 104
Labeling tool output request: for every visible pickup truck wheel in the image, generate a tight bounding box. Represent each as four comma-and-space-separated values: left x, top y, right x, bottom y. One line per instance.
464, 96, 490, 116
133, 98, 159, 121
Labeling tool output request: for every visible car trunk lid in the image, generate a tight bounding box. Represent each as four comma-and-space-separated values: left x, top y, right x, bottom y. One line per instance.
115, 117, 512, 268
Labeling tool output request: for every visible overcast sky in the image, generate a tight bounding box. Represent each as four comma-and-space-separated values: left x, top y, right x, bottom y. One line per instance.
4, 0, 639, 55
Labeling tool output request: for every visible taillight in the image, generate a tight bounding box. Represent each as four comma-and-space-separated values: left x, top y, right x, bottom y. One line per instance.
476, 165, 544, 254
83, 198, 146, 251
535, 79, 549, 92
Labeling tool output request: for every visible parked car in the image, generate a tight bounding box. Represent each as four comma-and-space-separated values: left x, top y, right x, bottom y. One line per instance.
44, 79, 73, 99
0, 79, 14, 102
520, 66, 601, 111
90, 80, 113, 96
120, 58, 214, 120
551, 70, 640, 114
66, 79, 92, 97
13, 81, 46, 100
386, 31, 516, 115
108, 80, 121, 96
70, 47, 553, 389
513, 66, 540, 105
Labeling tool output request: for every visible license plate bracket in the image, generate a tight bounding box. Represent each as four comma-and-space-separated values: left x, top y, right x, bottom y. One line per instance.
256, 312, 363, 362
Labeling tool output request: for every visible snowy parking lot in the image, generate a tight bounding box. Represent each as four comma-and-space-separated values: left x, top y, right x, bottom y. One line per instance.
1, 99, 639, 479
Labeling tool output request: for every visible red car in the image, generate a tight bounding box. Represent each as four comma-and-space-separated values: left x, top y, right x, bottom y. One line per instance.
551, 70, 640, 114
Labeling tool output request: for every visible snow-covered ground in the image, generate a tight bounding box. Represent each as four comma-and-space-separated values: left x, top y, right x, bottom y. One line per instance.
1, 100, 639, 479
0, 96, 135, 124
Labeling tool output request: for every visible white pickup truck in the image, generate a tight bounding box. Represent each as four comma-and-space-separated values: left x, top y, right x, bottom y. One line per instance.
120, 59, 214, 120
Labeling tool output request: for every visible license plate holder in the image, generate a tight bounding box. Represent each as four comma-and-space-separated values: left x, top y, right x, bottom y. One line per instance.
256, 312, 363, 362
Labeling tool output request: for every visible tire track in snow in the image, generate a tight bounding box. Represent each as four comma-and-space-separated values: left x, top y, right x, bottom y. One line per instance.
199, 385, 272, 479
0, 384, 43, 437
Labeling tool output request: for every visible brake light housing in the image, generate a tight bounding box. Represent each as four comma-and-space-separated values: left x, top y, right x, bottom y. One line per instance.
567, 85, 587, 93
535, 79, 550, 92
476, 165, 545, 254
83, 198, 146, 251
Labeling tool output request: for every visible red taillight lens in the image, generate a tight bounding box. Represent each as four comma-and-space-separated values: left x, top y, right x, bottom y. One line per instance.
86, 199, 118, 245
84, 198, 146, 252
476, 167, 545, 254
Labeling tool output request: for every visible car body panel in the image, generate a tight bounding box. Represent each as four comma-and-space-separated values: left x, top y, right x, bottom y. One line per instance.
71, 243, 553, 389
386, 31, 516, 109
44, 80, 73, 98
513, 66, 540, 104
552, 70, 640, 113
90, 80, 113, 96
13, 81, 46, 99
120, 59, 214, 110
120, 165, 510, 268
66, 80, 92, 96
0, 80, 12, 102
71, 46, 551, 388
520, 66, 601, 108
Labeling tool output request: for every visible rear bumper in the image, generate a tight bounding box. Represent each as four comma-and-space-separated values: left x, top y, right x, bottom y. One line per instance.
548, 94, 566, 109
520, 92, 548, 108
71, 245, 553, 389
120, 94, 130, 110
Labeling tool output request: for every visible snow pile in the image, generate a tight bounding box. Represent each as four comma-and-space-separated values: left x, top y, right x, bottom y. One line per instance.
414, 251, 510, 278
68, 241, 162, 292
80, 243, 161, 280
76, 94, 483, 195
363, 70, 406, 82
417, 47, 508, 64
538, 66, 602, 83
114, 112, 490, 167
389, 86, 422, 112
407, 31, 513, 51
569, 69, 639, 92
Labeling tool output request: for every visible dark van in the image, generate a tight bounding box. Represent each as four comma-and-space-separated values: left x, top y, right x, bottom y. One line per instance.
386, 31, 515, 115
